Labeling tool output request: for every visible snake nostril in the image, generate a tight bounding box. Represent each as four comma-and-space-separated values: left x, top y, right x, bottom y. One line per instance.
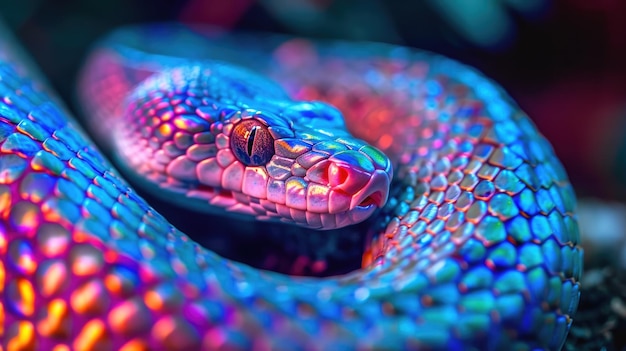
328, 163, 350, 187
327, 162, 370, 194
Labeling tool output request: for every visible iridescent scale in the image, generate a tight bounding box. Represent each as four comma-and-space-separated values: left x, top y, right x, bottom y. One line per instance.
0, 24, 582, 350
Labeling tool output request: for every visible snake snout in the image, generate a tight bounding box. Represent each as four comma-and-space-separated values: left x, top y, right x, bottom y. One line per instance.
344, 169, 390, 225
350, 170, 390, 210
320, 149, 391, 216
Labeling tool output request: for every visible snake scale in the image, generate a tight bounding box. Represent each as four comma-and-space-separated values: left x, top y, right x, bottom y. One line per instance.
0, 23, 583, 350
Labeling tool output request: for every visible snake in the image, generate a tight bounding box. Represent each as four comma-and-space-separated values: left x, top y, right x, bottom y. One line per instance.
0, 22, 583, 350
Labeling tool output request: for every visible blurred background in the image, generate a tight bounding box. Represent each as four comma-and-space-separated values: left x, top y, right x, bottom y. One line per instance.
1, 0, 626, 202
1, 0, 625, 348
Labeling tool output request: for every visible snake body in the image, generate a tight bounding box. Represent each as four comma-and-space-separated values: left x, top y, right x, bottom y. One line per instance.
1, 24, 582, 350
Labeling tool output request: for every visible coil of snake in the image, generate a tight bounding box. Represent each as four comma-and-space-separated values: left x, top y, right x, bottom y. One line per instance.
0, 23, 582, 350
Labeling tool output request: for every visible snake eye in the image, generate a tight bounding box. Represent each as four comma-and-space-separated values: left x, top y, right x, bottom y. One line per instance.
230, 119, 275, 166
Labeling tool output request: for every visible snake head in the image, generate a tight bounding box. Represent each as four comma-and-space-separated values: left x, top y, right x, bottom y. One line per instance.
237, 102, 392, 229
118, 65, 392, 229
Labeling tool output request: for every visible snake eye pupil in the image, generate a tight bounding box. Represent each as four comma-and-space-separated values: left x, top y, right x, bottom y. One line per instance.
231, 119, 274, 166
247, 126, 259, 156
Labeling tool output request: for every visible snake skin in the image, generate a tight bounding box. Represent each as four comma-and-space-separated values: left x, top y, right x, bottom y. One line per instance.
1, 24, 582, 350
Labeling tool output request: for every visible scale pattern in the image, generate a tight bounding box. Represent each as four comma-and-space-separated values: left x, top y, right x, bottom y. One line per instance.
0, 25, 582, 350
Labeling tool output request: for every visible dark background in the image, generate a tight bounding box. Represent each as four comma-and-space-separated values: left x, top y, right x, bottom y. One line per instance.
2, 0, 626, 202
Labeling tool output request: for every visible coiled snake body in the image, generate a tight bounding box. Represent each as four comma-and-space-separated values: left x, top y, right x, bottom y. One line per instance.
0, 24, 582, 350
